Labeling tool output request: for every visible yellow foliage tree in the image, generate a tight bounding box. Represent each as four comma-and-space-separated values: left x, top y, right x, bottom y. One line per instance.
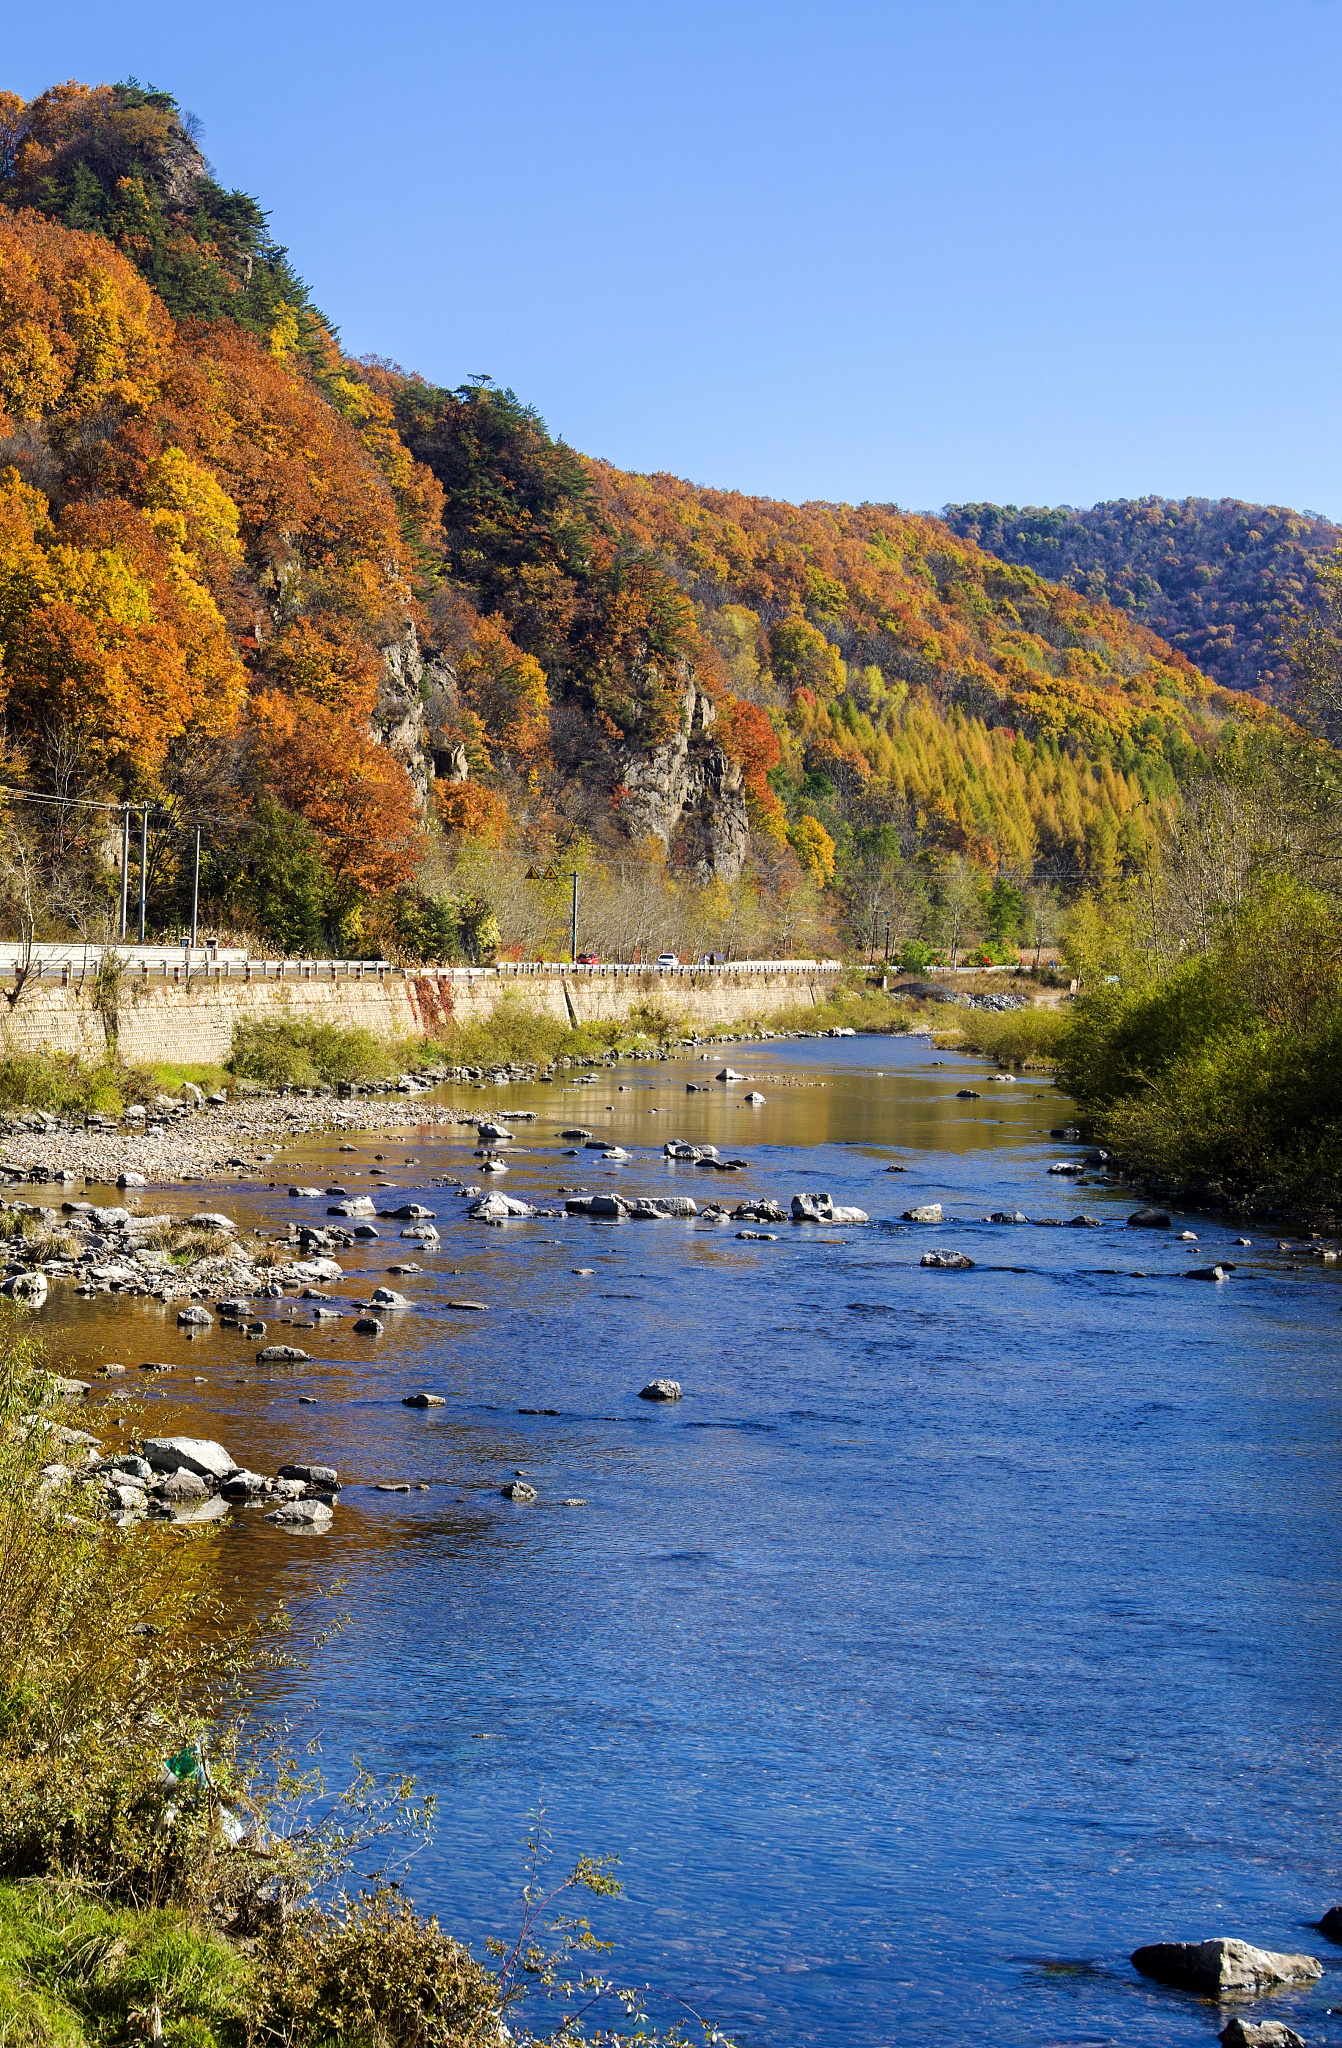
790, 812, 836, 887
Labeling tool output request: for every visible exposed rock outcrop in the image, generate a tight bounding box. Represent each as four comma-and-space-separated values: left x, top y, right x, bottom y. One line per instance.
377, 621, 448, 805
614, 684, 749, 880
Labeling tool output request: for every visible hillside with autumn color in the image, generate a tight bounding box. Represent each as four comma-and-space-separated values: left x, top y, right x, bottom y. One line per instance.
942, 497, 1339, 696
0, 76, 1280, 961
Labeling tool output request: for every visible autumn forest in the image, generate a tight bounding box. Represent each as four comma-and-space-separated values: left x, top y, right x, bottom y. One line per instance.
0, 77, 1328, 966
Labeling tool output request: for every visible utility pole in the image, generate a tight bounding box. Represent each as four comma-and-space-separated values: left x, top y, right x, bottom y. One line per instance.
570, 871, 578, 963
190, 826, 201, 949
138, 806, 148, 945
119, 805, 130, 940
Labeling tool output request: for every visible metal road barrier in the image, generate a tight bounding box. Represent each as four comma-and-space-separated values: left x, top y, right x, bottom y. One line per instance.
0, 948, 844, 988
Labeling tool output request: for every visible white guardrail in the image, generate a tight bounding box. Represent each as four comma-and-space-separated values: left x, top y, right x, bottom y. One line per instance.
0, 944, 845, 989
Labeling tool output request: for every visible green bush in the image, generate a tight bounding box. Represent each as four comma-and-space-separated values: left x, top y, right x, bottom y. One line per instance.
0, 1055, 122, 1117
1058, 877, 1342, 1207
941, 1006, 1064, 1067
252, 1886, 496, 2048
228, 1020, 403, 1088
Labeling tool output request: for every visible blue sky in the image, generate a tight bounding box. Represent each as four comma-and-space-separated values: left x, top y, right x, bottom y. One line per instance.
8, 0, 1341, 515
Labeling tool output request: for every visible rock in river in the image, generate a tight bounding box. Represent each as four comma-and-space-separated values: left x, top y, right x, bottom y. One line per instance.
502, 1479, 537, 1502
267, 1498, 333, 1529
1, 1272, 47, 1307
403, 1392, 446, 1407
153, 1467, 209, 1502
791, 1192, 868, 1224
1127, 1208, 1172, 1229
354, 1316, 384, 1335
469, 1192, 533, 1220
903, 1203, 943, 1224
278, 1462, 339, 1488
921, 1249, 975, 1269
1130, 1939, 1321, 1995
1218, 2019, 1308, 2048
1319, 1903, 1342, 1941
257, 1345, 311, 1363
639, 1378, 682, 1401
143, 1436, 238, 1483
177, 1305, 212, 1327
370, 1287, 413, 1309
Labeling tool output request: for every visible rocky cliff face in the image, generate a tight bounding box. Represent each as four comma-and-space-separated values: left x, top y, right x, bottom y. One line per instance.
374, 623, 445, 805
615, 685, 750, 881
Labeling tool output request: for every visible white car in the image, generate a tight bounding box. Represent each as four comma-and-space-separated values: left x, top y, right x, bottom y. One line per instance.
655, 952, 679, 968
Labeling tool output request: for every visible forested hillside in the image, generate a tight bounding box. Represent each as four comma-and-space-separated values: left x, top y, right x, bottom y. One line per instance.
942, 497, 1339, 697
0, 77, 1279, 961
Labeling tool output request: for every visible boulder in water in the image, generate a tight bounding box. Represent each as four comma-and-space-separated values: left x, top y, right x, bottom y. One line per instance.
1, 1272, 47, 1307
903, 1203, 943, 1224
267, 1499, 333, 1529
639, 1378, 682, 1401
1218, 2019, 1307, 2048
143, 1436, 238, 1483
1130, 1939, 1321, 1995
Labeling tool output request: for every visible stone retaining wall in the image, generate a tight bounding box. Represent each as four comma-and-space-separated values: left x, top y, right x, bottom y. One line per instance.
0, 965, 833, 1066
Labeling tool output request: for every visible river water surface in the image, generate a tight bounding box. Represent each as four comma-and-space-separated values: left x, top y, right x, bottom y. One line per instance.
45, 1034, 1342, 2046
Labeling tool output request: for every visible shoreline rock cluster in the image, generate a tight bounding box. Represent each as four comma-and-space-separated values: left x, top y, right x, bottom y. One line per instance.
34, 1421, 340, 1530
0, 1195, 348, 1307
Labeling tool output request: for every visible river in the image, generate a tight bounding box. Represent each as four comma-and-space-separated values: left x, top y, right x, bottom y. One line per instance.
43, 1033, 1342, 2046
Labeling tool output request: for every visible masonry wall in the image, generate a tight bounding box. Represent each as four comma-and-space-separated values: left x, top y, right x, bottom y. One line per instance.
0, 965, 833, 1066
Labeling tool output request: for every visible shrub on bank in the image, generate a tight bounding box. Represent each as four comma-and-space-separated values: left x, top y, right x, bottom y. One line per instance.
1057, 878, 1342, 1209
228, 1019, 403, 1088
938, 1006, 1064, 1067
0, 1054, 123, 1117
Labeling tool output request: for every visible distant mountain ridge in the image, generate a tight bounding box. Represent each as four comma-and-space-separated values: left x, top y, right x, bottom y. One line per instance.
940, 497, 1340, 696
